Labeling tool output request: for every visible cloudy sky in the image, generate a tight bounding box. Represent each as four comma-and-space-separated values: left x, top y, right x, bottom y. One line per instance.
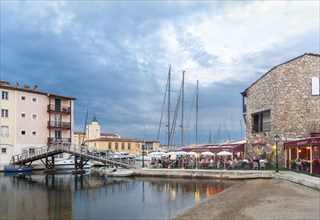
1, 1, 319, 146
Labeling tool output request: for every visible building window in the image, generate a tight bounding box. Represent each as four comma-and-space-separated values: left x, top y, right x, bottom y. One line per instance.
21, 130, 26, 135
1, 126, 9, 137
108, 143, 112, 150
54, 153, 64, 159
32, 131, 37, 136
32, 97, 37, 103
312, 77, 320, 95
21, 96, 26, 101
1, 148, 7, 154
32, 114, 37, 120
21, 113, 26, 118
121, 143, 125, 150
128, 143, 131, 150
115, 143, 118, 150
252, 110, 271, 132
29, 148, 35, 154
55, 129, 61, 139
1, 109, 9, 118
1, 91, 8, 100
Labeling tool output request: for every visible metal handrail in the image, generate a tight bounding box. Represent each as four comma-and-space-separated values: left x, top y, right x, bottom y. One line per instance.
10, 143, 136, 169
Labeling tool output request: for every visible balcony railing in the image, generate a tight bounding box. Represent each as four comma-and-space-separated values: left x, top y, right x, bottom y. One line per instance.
48, 137, 71, 144
47, 105, 71, 114
48, 121, 71, 129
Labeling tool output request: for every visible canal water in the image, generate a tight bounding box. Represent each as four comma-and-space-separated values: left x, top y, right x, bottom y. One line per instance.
0, 170, 238, 219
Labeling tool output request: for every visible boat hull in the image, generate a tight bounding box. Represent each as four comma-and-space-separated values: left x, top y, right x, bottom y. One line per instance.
4, 166, 32, 172
135, 156, 152, 161
55, 159, 91, 170
107, 170, 135, 177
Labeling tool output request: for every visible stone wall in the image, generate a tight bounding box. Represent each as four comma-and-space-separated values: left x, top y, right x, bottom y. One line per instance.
244, 54, 320, 166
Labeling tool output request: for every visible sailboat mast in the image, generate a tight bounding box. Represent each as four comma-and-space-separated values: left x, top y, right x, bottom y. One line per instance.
181, 71, 185, 147
196, 80, 199, 146
167, 65, 171, 149
82, 108, 89, 145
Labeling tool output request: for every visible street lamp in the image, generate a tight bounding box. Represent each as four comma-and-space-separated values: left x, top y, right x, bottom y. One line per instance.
142, 142, 145, 168
274, 134, 281, 173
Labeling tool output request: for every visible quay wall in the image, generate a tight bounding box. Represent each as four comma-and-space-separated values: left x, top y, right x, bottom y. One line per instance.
133, 168, 274, 180
133, 169, 320, 190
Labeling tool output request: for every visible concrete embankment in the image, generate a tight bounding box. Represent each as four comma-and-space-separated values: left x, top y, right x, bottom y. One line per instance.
133, 168, 320, 190
133, 168, 274, 180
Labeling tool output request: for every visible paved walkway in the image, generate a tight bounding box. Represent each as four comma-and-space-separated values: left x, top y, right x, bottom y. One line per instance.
274, 171, 320, 190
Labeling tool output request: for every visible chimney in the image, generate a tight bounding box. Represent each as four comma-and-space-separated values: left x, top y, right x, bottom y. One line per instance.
34, 85, 38, 91
16, 82, 20, 87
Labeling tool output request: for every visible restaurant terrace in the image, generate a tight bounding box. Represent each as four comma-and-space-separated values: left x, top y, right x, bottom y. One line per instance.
284, 137, 320, 175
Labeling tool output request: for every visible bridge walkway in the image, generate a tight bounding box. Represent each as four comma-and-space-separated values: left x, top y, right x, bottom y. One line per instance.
9, 143, 136, 170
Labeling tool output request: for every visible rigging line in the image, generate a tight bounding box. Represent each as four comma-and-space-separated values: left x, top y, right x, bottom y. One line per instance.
170, 82, 182, 147
186, 84, 196, 135
216, 124, 221, 144
223, 120, 231, 142
181, 71, 185, 147
156, 72, 169, 141
82, 107, 89, 145
168, 65, 171, 148
184, 87, 196, 146
196, 80, 199, 146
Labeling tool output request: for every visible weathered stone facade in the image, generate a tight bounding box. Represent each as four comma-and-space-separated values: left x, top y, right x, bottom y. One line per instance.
242, 54, 320, 166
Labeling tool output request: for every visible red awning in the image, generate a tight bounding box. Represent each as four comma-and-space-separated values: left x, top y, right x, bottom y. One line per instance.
283, 137, 320, 148
252, 140, 265, 146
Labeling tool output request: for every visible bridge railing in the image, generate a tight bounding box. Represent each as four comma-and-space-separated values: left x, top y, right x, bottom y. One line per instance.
10, 143, 77, 165
10, 143, 137, 169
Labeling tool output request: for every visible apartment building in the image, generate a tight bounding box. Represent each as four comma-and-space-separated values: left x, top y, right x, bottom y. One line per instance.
0, 81, 75, 165
241, 53, 320, 167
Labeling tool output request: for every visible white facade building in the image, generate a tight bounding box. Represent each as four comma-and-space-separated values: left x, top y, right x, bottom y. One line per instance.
0, 81, 75, 167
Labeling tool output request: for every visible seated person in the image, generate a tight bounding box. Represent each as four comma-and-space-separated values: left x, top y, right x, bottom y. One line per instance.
189, 159, 195, 168
200, 158, 207, 167
242, 158, 249, 168
233, 158, 238, 169
209, 158, 214, 167
217, 158, 224, 169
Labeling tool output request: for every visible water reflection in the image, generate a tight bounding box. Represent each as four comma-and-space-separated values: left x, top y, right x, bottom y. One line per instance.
0, 171, 239, 220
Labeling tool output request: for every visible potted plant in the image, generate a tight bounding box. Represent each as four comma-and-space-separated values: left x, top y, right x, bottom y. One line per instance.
312, 158, 320, 165
290, 160, 296, 169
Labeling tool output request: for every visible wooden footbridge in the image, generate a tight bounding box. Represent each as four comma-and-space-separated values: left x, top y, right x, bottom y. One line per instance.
9, 143, 136, 171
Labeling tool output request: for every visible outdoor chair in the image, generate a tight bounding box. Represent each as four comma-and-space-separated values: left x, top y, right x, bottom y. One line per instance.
259, 161, 266, 170
253, 161, 259, 170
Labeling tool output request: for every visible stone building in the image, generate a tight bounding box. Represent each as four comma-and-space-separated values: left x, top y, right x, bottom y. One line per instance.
73, 116, 160, 156
241, 53, 320, 166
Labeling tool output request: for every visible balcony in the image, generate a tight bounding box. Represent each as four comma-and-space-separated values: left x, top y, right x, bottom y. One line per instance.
48, 121, 71, 129
47, 105, 71, 114
48, 137, 71, 144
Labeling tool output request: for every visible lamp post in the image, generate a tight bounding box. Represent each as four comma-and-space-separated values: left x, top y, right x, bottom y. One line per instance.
142, 142, 145, 168
274, 134, 280, 173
